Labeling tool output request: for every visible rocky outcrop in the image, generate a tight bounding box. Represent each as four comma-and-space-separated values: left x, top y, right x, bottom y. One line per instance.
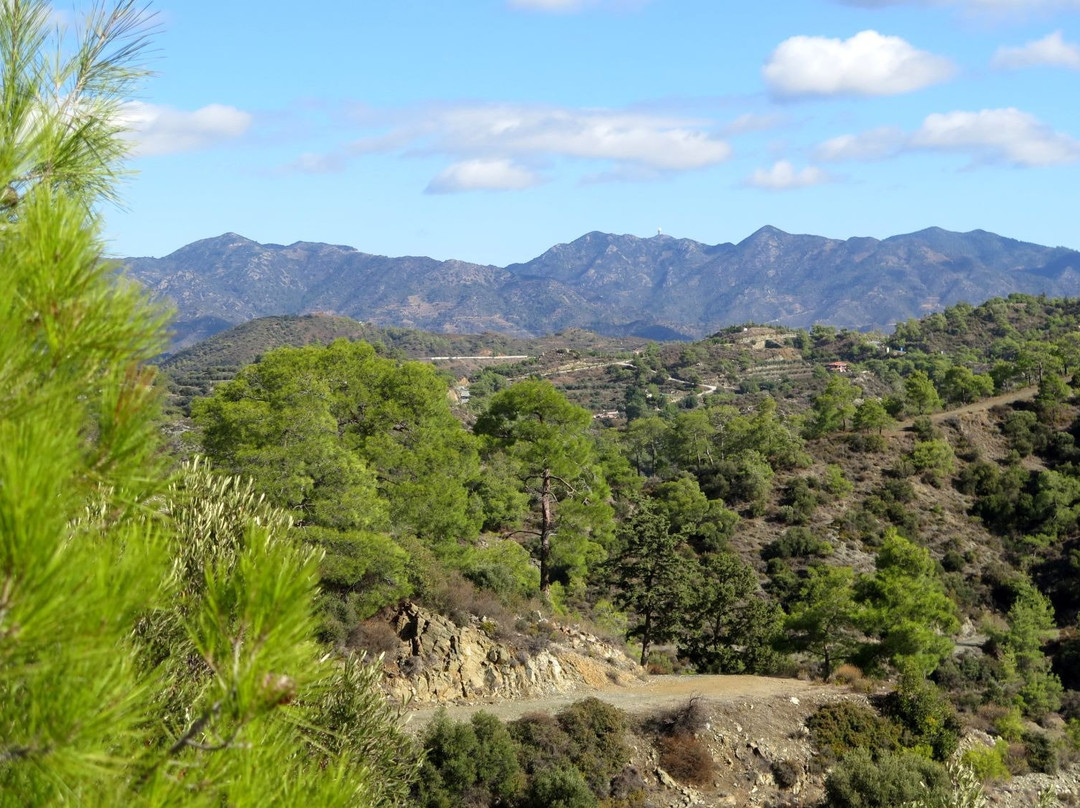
381, 602, 642, 705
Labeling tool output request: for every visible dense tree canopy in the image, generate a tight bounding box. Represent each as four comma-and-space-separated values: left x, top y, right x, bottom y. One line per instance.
195, 339, 481, 546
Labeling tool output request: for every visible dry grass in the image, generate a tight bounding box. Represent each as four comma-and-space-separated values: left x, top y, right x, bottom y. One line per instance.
830, 663, 873, 693
657, 734, 716, 786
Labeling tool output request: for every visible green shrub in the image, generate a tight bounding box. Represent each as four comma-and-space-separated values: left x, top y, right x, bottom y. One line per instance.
850, 433, 888, 453
645, 649, 676, 675
912, 416, 941, 441
414, 710, 525, 808
905, 761, 991, 808
472, 711, 528, 804
461, 539, 541, 603
992, 706, 1025, 742
556, 698, 631, 797
962, 739, 1010, 782
521, 767, 597, 808
880, 669, 961, 761
823, 464, 854, 497
806, 702, 900, 765
824, 749, 950, 808
1023, 730, 1058, 775
509, 712, 573, 776
414, 711, 480, 808
910, 440, 956, 484
762, 526, 832, 560
777, 477, 820, 525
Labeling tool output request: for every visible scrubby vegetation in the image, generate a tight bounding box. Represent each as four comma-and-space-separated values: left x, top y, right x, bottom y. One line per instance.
413, 700, 636, 808
14, 2, 1080, 806
170, 288, 1080, 805
150, 280, 1080, 807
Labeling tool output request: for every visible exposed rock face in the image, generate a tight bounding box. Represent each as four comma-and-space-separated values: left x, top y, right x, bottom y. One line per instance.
381, 602, 641, 705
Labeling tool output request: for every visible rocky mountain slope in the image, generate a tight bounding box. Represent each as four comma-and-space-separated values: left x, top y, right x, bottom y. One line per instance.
123, 227, 1080, 351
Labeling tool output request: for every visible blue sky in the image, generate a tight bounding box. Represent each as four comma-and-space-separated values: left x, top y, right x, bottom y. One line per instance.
106, 0, 1080, 265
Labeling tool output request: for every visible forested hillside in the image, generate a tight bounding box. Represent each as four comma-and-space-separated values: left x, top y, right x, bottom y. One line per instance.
173, 292, 1080, 806
9, 3, 1080, 806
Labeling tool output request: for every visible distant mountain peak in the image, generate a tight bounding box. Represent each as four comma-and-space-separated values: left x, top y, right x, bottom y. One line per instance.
124, 226, 1080, 352
213, 232, 255, 245
740, 225, 790, 243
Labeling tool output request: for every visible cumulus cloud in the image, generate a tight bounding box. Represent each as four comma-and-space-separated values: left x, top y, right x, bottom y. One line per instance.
993, 31, 1080, 70
912, 108, 1080, 166
426, 158, 541, 193
817, 108, 1080, 167
301, 102, 732, 191
764, 30, 955, 98
412, 105, 732, 170
744, 161, 833, 190
121, 102, 252, 156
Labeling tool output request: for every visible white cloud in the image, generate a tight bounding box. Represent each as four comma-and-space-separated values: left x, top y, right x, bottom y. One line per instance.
815, 126, 907, 161
325, 102, 731, 189
744, 161, 833, 190
764, 30, 955, 98
818, 108, 1080, 167
912, 108, 1080, 166
426, 158, 541, 193
993, 31, 1080, 69
121, 102, 252, 156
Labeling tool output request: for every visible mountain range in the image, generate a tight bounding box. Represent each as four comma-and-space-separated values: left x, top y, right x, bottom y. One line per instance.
123, 226, 1080, 351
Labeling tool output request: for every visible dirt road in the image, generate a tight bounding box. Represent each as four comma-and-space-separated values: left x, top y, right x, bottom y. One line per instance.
886, 385, 1036, 437
401, 674, 828, 730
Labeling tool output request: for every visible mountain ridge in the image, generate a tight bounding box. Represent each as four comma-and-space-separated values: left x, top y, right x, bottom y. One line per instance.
123, 226, 1080, 352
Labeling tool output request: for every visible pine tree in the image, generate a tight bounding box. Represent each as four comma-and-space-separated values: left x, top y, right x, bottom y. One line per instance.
475, 379, 615, 594
0, 3, 416, 804
608, 500, 693, 666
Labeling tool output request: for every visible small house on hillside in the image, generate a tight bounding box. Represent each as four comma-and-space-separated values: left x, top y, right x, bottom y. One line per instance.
825, 361, 849, 374
448, 377, 471, 404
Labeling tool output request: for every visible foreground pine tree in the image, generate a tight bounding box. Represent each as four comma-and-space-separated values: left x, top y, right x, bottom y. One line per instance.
0, 2, 415, 804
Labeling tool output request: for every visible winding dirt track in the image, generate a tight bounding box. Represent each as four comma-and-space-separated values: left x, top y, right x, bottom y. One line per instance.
885, 385, 1037, 437
401, 675, 828, 730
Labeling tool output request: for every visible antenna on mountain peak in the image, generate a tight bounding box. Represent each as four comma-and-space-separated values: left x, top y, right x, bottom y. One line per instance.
657, 227, 662, 236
